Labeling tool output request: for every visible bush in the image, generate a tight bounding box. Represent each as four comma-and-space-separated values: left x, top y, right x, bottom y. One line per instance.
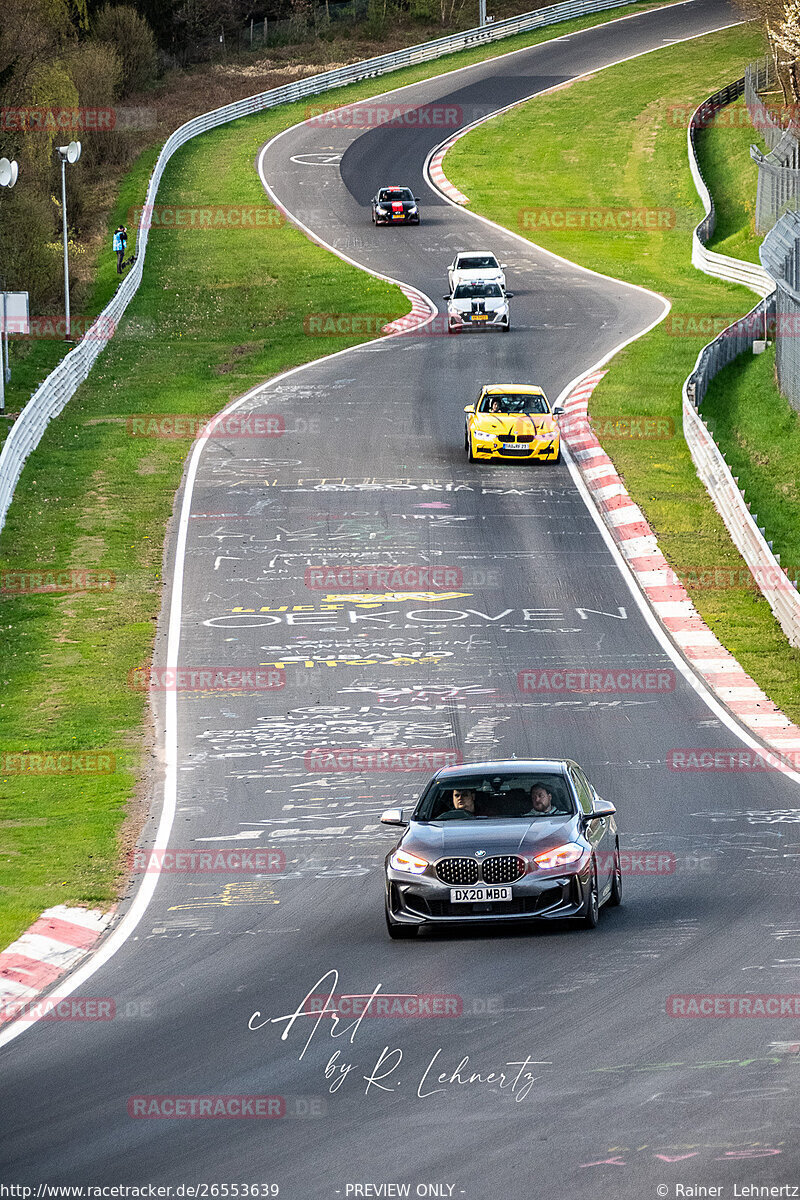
91, 5, 157, 95
64, 40, 125, 168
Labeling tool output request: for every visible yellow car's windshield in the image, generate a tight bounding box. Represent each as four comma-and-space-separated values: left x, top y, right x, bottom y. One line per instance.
479, 393, 549, 415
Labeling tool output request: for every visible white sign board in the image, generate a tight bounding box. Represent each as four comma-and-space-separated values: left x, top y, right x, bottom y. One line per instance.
1, 292, 30, 335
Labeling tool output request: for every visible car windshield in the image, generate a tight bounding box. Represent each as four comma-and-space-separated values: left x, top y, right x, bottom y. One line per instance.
457, 255, 499, 270
453, 282, 503, 299
414, 773, 574, 820
379, 188, 413, 202
479, 392, 549, 414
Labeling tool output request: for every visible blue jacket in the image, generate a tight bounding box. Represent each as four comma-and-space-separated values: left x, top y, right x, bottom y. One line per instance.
113, 230, 125, 251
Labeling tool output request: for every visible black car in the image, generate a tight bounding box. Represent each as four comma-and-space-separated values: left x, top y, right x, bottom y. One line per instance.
371, 186, 420, 225
382, 759, 621, 938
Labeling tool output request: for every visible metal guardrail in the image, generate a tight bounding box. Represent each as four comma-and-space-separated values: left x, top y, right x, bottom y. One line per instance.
0, 0, 642, 536
688, 78, 775, 295
684, 85, 800, 648
746, 57, 800, 233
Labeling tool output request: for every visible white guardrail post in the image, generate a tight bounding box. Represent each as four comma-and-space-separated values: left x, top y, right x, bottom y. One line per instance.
684, 85, 800, 648
0, 0, 636, 533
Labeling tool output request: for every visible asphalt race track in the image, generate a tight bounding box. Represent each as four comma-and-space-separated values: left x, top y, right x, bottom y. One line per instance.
4, 2, 800, 1195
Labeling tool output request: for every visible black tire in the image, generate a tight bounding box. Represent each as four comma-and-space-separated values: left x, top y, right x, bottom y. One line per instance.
580, 859, 600, 929
467, 436, 477, 463
609, 841, 623, 907
385, 908, 417, 939
464, 424, 470, 451
555, 445, 562, 464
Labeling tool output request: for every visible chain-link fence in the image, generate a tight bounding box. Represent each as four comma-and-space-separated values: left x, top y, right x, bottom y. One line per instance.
760, 210, 800, 412
746, 58, 800, 232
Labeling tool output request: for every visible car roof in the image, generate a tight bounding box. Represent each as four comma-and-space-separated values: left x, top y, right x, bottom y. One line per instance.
431, 759, 573, 781
456, 250, 498, 258
480, 384, 545, 395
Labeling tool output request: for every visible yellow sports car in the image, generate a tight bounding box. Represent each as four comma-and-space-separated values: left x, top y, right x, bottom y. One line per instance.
464, 384, 564, 463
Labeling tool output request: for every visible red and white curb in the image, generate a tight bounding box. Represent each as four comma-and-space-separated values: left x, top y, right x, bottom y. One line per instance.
0, 904, 115, 1020
562, 372, 800, 757
428, 138, 470, 205
383, 285, 438, 334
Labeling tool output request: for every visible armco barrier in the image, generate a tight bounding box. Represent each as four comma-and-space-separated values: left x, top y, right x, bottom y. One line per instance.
688, 78, 775, 296
0, 0, 640, 536
759, 210, 800, 411
746, 58, 800, 234
684, 87, 800, 648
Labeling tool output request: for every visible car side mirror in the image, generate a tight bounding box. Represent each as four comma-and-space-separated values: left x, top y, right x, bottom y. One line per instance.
504, 292, 514, 298
443, 295, 452, 301
553, 405, 565, 415
500, 263, 508, 268
583, 799, 616, 822
381, 808, 407, 827
464, 404, 475, 413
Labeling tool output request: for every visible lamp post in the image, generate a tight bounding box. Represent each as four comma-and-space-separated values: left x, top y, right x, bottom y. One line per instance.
57, 140, 81, 342
0, 156, 19, 415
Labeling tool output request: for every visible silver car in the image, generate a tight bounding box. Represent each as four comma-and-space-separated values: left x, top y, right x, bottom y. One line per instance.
382, 759, 621, 938
445, 280, 513, 333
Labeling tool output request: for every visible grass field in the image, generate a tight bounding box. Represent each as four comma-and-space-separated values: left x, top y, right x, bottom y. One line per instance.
0, 0, 682, 951
446, 22, 800, 724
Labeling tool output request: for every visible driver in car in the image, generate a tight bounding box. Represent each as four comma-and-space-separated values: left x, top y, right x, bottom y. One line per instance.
488, 397, 505, 413
527, 782, 557, 815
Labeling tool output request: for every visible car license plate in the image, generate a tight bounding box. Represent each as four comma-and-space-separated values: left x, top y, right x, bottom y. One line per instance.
502, 441, 520, 449
470, 314, 488, 321
450, 886, 512, 903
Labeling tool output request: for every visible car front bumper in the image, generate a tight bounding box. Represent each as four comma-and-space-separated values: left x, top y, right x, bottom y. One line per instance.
385, 861, 592, 926
471, 437, 560, 461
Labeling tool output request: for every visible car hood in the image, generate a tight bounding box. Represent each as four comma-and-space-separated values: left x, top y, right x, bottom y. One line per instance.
472, 413, 558, 436
449, 295, 506, 313
401, 816, 578, 858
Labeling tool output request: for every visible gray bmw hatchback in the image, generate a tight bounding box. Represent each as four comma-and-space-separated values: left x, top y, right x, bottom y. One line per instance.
382, 759, 621, 938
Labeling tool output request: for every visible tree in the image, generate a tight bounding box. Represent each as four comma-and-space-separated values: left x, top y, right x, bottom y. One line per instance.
91, 4, 157, 94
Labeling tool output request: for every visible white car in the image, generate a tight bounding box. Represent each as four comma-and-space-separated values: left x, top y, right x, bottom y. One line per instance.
448, 251, 507, 291
445, 280, 513, 333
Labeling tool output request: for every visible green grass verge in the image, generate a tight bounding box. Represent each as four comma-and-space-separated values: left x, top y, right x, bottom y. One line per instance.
701, 345, 800, 581
0, 0, 682, 950
695, 96, 762, 262
446, 22, 800, 723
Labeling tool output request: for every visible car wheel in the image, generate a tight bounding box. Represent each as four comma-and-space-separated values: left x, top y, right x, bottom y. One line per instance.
467, 437, 477, 463
555, 445, 562, 464
385, 907, 417, 939
464, 424, 470, 451
609, 841, 622, 907
580, 859, 600, 929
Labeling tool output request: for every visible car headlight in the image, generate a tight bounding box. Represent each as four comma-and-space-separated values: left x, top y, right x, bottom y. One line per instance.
389, 848, 429, 874
408, 206, 417, 214
375, 206, 387, 214
473, 430, 496, 442
533, 843, 586, 870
